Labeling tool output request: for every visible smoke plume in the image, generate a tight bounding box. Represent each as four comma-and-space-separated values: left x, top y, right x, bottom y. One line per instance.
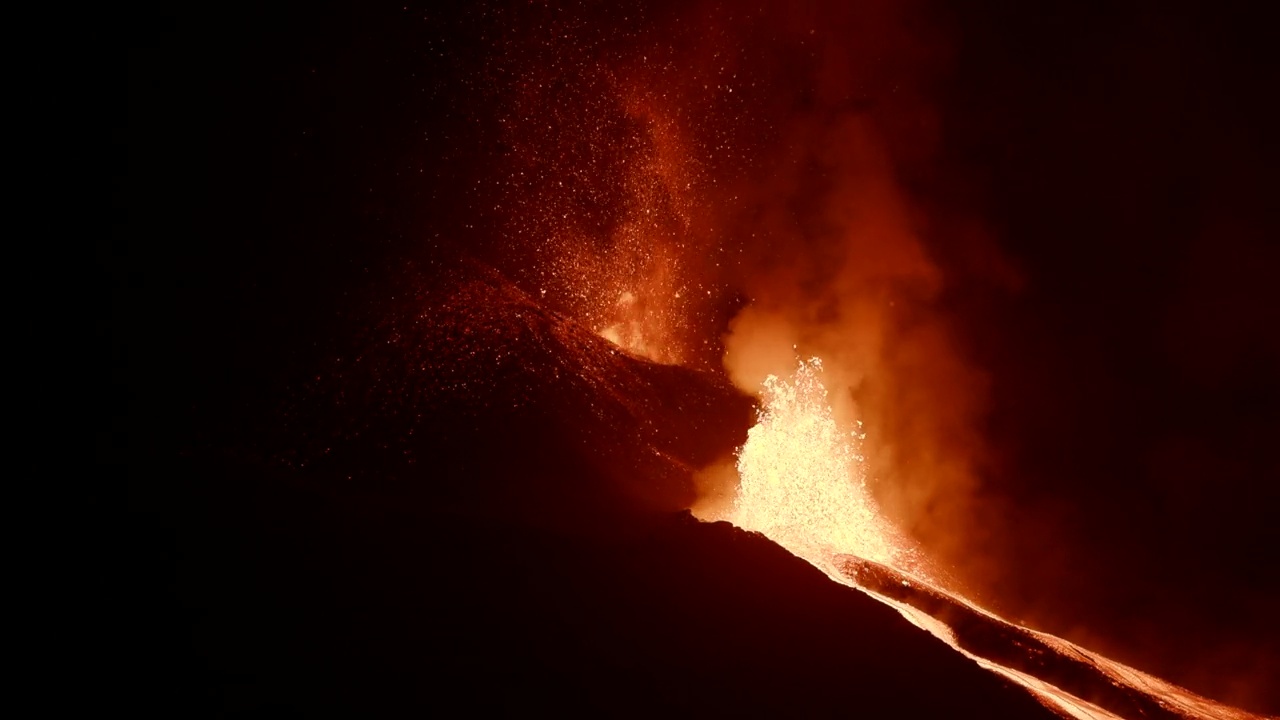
487, 0, 1023, 595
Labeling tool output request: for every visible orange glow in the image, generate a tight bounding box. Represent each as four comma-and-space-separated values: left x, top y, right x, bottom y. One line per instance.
598, 295, 669, 363
593, 275, 678, 362
586, 87, 700, 365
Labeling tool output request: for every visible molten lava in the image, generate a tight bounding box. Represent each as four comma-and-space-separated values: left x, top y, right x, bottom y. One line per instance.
718, 357, 925, 578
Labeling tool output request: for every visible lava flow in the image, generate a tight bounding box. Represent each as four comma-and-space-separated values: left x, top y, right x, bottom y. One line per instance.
694, 354, 1260, 720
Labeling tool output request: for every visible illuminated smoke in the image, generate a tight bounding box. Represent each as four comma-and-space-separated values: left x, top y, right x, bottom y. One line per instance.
483, 0, 999, 583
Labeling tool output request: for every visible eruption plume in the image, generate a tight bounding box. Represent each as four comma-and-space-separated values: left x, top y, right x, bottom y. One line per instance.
477, 1, 1272, 715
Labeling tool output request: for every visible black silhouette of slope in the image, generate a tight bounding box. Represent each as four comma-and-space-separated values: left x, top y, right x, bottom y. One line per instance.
275, 259, 756, 532
164, 260, 1058, 717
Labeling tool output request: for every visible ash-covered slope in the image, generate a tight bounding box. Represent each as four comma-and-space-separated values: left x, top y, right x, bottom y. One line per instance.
176, 261, 1057, 718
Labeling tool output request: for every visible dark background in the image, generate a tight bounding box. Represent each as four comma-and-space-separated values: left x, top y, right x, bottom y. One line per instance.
121, 0, 1278, 713
936, 1, 1278, 701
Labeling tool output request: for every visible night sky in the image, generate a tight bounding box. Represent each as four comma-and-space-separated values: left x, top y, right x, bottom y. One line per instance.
123, 1, 1278, 713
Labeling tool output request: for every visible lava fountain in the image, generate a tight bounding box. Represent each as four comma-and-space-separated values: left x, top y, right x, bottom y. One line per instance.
709, 356, 928, 581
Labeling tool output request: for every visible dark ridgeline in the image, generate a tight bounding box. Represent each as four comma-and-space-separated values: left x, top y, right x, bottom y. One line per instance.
170, 259, 1057, 718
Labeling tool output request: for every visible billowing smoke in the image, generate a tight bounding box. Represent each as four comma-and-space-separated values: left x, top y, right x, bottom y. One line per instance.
671, 1, 1020, 596
488, 0, 1017, 593
717, 115, 990, 567
486, 1, 1274, 710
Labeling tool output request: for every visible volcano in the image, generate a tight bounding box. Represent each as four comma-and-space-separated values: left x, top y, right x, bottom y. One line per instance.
127, 2, 1278, 717
148, 262, 1262, 719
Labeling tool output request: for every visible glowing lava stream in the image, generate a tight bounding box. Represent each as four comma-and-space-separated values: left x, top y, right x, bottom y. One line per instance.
699, 358, 1255, 720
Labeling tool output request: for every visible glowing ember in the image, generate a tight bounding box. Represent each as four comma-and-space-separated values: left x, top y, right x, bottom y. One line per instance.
597, 290, 679, 363
716, 356, 926, 579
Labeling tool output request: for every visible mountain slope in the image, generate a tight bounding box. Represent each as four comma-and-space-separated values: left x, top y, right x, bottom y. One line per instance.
166, 260, 1059, 717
